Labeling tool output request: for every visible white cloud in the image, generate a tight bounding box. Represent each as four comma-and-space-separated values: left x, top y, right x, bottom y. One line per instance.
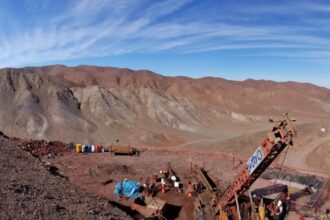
0, 0, 330, 67
233, 1, 330, 15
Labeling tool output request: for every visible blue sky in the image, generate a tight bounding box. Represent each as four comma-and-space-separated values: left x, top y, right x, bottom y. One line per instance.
1, 0, 330, 87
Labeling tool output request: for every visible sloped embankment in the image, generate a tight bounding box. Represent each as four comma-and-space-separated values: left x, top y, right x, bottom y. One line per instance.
0, 132, 133, 220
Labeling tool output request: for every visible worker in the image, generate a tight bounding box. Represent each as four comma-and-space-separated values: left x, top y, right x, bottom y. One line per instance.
160, 170, 169, 179
150, 183, 157, 197
241, 202, 250, 220
174, 181, 181, 193
187, 181, 194, 197
171, 175, 177, 182
170, 175, 177, 189
151, 173, 158, 183
195, 181, 203, 194
143, 183, 151, 197
197, 205, 205, 220
161, 184, 166, 193
161, 177, 165, 185
275, 200, 284, 220
161, 178, 166, 193
266, 203, 276, 220
253, 195, 260, 215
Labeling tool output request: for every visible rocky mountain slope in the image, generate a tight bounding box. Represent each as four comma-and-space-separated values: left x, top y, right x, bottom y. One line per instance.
0, 65, 329, 146
0, 133, 133, 220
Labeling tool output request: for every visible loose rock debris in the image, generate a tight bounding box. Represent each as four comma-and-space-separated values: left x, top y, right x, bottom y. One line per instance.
1, 132, 329, 219
19, 139, 69, 157
0, 133, 133, 220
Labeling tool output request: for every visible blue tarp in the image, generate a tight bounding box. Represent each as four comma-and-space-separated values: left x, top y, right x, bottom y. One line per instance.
114, 180, 140, 199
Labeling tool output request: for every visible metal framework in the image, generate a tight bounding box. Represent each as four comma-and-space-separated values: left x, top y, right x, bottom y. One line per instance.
219, 113, 296, 208
192, 166, 217, 192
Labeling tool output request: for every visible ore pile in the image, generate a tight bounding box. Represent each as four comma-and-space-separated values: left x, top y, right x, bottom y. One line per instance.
19, 140, 70, 156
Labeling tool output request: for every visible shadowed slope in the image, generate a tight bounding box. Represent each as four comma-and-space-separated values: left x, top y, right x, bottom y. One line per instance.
0, 65, 329, 146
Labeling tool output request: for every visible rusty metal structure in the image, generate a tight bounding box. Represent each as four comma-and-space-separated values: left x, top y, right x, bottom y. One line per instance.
219, 113, 296, 209
192, 166, 217, 192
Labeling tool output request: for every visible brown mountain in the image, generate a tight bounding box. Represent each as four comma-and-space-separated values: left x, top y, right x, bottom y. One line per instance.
1, 65, 330, 146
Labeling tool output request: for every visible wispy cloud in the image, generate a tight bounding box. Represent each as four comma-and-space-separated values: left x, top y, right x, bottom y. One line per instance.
0, 0, 330, 67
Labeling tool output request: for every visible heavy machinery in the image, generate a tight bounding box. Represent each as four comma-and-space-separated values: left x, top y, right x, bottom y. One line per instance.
218, 113, 296, 218
110, 144, 140, 156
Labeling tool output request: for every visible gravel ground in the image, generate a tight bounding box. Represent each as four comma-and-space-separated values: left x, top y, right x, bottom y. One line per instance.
1, 132, 328, 220
49, 148, 237, 220
0, 135, 133, 220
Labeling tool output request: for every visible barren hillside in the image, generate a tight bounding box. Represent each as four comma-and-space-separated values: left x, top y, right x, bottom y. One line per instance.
1, 65, 330, 220
1, 65, 330, 148
0, 133, 133, 220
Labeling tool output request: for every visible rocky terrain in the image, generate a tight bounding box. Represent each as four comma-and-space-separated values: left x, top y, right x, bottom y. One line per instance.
0, 65, 329, 220
1, 65, 330, 147
0, 133, 133, 220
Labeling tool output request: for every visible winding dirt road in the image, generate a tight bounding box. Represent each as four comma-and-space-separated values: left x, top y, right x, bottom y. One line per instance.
284, 134, 330, 178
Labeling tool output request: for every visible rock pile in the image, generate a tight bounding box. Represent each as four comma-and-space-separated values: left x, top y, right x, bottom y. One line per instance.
0, 134, 133, 220
19, 140, 69, 156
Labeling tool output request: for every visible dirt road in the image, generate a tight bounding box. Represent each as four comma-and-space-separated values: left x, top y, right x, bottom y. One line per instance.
283, 134, 330, 178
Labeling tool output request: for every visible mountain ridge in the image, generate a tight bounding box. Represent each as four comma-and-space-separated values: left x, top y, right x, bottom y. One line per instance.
0, 65, 329, 146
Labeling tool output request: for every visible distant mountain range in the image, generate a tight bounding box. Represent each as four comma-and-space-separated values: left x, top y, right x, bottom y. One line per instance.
1, 65, 329, 146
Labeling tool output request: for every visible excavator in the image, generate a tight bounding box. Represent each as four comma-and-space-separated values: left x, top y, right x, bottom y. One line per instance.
217, 113, 297, 219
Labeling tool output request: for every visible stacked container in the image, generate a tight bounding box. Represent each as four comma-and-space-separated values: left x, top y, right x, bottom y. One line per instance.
95, 145, 101, 153
73, 143, 107, 153
75, 144, 82, 153
81, 145, 86, 153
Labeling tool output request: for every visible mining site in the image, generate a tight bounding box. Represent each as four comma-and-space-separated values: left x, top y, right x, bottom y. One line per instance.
2, 0, 330, 219
0, 66, 329, 220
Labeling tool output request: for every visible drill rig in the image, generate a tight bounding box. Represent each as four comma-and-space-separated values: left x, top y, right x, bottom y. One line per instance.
218, 113, 296, 218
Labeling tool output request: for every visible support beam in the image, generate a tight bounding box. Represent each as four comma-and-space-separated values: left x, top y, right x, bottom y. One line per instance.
234, 192, 241, 220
